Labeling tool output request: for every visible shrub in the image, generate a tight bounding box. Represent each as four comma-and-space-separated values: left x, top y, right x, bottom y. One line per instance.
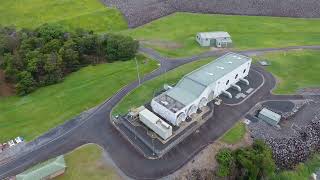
215, 148, 234, 177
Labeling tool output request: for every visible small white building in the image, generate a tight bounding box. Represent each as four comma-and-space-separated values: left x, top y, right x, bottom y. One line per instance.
196, 32, 232, 48
139, 108, 173, 140
151, 52, 251, 126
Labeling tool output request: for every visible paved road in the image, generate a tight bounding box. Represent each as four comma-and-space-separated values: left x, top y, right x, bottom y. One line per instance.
0, 45, 320, 179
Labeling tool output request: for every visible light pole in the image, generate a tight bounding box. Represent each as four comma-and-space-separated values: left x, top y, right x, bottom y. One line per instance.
135, 57, 141, 85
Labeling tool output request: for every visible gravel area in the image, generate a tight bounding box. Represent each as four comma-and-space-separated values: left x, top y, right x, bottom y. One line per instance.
248, 97, 320, 169
101, 0, 320, 27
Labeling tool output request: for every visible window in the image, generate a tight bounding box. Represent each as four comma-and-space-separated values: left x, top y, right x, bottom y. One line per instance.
235, 74, 238, 79
243, 69, 246, 73
226, 80, 229, 85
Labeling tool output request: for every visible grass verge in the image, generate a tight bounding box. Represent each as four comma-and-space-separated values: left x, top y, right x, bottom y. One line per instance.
221, 122, 246, 144
56, 144, 120, 180
253, 50, 320, 94
0, 55, 158, 141
125, 13, 320, 57
0, 0, 127, 32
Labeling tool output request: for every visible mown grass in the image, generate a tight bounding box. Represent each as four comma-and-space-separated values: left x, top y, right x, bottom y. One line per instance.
221, 122, 246, 144
254, 50, 320, 94
56, 144, 120, 180
125, 13, 320, 57
0, 0, 127, 32
0, 56, 158, 142
113, 57, 215, 115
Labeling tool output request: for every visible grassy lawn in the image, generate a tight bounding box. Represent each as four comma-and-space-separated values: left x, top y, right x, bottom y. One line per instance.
113, 57, 215, 115
56, 144, 121, 180
0, 0, 127, 32
254, 50, 320, 94
0, 55, 158, 142
125, 13, 320, 57
271, 154, 320, 180
221, 122, 246, 144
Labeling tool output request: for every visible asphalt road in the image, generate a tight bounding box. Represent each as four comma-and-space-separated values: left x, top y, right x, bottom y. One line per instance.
0, 45, 320, 179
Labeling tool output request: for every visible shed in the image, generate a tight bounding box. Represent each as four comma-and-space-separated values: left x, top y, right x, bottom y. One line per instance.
258, 108, 281, 126
196, 32, 232, 47
16, 155, 66, 180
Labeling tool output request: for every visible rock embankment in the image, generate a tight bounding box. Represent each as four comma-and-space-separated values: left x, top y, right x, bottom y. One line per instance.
101, 0, 320, 27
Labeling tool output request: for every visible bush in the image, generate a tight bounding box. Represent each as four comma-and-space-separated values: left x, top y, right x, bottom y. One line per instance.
104, 34, 139, 61
215, 140, 276, 179
215, 148, 234, 177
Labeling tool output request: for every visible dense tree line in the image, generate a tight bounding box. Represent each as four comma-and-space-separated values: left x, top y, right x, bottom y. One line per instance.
0, 24, 139, 95
216, 140, 276, 180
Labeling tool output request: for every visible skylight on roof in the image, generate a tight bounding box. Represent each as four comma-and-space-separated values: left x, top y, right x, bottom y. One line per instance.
216, 66, 224, 70
206, 72, 214, 76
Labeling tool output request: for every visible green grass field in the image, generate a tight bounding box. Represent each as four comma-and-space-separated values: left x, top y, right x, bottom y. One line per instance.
113, 57, 214, 115
221, 122, 246, 144
126, 13, 320, 57
254, 50, 320, 94
56, 144, 120, 180
0, 55, 158, 142
0, 0, 127, 32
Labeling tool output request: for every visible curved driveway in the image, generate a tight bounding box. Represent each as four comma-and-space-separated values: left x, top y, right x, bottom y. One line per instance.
0, 45, 320, 179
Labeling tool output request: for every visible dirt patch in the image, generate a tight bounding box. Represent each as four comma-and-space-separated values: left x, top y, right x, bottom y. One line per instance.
0, 69, 15, 97
140, 40, 183, 49
169, 125, 253, 179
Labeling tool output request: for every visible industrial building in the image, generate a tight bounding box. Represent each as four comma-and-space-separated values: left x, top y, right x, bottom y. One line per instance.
196, 32, 232, 47
139, 107, 173, 140
151, 52, 251, 126
258, 108, 281, 126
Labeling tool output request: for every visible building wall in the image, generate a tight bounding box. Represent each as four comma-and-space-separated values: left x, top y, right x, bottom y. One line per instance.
151, 99, 177, 125
152, 56, 252, 126
214, 61, 251, 96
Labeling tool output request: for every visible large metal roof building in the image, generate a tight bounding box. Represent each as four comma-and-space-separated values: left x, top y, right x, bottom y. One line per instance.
151, 52, 251, 126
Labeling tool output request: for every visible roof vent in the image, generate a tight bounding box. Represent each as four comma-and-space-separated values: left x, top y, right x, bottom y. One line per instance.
161, 101, 169, 106
216, 66, 225, 70
206, 72, 214, 76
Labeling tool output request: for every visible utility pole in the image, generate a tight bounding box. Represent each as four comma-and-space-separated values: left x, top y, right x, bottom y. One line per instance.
135, 57, 141, 85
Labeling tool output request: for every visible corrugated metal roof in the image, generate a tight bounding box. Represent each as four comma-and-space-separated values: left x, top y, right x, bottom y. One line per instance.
165, 52, 251, 106
198, 32, 231, 39
259, 108, 281, 122
16, 155, 66, 180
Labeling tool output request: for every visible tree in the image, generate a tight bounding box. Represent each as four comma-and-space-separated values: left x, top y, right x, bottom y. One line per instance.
3, 53, 21, 81
103, 34, 139, 61
234, 140, 276, 180
42, 39, 62, 54
59, 40, 80, 70
215, 148, 235, 177
36, 23, 65, 42
16, 71, 36, 95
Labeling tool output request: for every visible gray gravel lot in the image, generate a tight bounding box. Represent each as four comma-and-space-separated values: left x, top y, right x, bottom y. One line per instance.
101, 0, 320, 27
248, 98, 320, 169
